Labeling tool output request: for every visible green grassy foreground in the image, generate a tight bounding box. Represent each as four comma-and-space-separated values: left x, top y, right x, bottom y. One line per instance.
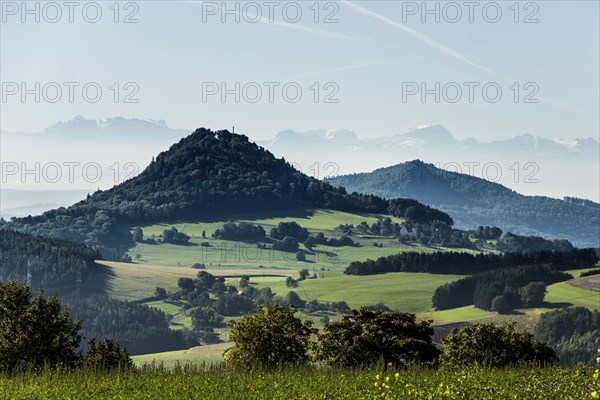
0, 366, 595, 399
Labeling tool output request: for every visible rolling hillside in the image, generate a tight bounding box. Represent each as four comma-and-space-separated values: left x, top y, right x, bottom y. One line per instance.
5, 129, 450, 261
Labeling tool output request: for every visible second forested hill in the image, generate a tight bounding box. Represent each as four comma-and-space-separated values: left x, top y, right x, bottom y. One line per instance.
327, 160, 599, 248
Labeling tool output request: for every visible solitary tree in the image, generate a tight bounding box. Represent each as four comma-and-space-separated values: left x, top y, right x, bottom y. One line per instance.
132, 227, 144, 242
0, 281, 81, 371
284, 291, 305, 308
162, 227, 190, 244
154, 287, 167, 299
298, 269, 310, 280
225, 304, 315, 369
491, 295, 512, 314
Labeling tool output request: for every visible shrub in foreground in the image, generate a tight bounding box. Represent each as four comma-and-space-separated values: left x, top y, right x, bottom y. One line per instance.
314, 308, 440, 368
225, 304, 316, 369
441, 323, 557, 368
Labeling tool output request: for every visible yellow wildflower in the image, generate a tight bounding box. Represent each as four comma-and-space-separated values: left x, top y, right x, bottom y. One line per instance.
591, 391, 598, 399
386, 376, 390, 382
395, 372, 400, 379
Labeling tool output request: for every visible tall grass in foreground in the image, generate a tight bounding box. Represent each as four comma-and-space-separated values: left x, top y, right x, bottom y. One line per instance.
0, 363, 597, 400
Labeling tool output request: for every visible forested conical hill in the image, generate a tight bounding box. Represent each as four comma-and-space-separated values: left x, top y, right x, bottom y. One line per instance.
4, 129, 450, 259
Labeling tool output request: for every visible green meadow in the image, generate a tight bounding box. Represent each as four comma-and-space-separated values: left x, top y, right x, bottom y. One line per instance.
243, 272, 467, 314
128, 208, 475, 272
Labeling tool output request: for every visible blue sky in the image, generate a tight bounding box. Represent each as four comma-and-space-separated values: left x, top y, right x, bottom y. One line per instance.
1, 0, 598, 141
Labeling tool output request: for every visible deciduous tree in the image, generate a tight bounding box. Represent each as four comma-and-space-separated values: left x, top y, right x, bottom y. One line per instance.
440, 323, 557, 368
225, 304, 315, 369
0, 281, 81, 371
314, 308, 439, 368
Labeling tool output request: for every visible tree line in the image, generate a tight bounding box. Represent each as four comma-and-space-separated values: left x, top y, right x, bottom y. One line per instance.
344, 248, 598, 276
431, 265, 572, 310
225, 305, 557, 370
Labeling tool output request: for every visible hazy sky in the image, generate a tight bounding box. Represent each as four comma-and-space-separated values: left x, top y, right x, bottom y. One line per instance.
1, 0, 599, 141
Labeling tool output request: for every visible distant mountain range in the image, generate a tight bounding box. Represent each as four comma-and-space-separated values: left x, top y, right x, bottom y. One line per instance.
259, 125, 600, 202
0, 189, 91, 219
259, 124, 598, 159
1, 116, 191, 191
2, 115, 190, 141
2, 116, 598, 205
327, 160, 600, 248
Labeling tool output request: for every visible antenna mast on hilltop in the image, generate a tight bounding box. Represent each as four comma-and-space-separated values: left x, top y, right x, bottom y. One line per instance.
232, 126, 235, 134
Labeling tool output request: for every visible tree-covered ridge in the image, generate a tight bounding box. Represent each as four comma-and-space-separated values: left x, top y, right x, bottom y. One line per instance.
66, 295, 192, 355
0, 230, 190, 355
343, 248, 598, 276
535, 307, 600, 364
327, 160, 600, 247
7, 129, 453, 259
0, 229, 104, 297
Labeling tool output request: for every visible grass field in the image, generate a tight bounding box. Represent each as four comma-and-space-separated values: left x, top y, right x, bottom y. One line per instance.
545, 281, 600, 310
132, 343, 233, 368
128, 208, 475, 272
97, 261, 294, 301
137, 208, 404, 238
426, 305, 493, 323
244, 272, 467, 313
2, 366, 596, 399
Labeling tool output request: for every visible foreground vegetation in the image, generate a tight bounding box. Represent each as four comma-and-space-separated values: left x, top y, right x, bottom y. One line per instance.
1, 365, 596, 399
